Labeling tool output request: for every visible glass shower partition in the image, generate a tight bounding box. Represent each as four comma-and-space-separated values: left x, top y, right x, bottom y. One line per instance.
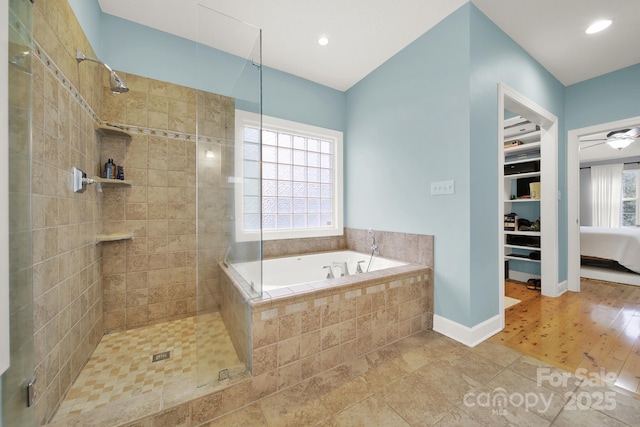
195, 4, 262, 387
2, 0, 35, 426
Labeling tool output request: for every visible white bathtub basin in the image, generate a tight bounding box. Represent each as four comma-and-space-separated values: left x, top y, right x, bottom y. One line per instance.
230, 250, 406, 291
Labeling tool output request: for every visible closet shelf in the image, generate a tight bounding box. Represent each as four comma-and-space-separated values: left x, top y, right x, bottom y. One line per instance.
504, 230, 541, 236
505, 244, 541, 251
504, 130, 541, 145
505, 198, 540, 203
504, 141, 541, 155
505, 157, 541, 166
96, 232, 134, 242
504, 171, 540, 180
95, 123, 132, 139
505, 255, 541, 264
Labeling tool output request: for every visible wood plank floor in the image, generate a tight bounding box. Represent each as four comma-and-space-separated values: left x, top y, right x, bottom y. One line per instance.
491, 278, 640, 397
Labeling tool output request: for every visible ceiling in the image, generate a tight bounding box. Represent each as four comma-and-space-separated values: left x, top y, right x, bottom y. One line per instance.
98, 0, 640, 91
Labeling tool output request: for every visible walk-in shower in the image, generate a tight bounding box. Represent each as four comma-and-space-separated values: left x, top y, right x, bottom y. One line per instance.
20, 2, 261, 425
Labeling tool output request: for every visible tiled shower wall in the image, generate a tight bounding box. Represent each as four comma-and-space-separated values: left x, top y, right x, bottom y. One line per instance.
99, 75, 235, 332
99, 79, 200, 332
31, 0, 236, 420
31, 0, 105, 423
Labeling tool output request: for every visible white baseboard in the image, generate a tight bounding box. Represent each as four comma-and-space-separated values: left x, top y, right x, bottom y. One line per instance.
557, 280, 568, 294
507, 270, 540, 283
433, 313, 502, 347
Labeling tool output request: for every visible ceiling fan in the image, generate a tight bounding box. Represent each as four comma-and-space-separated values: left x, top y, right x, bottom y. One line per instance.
580, 127, 640, 150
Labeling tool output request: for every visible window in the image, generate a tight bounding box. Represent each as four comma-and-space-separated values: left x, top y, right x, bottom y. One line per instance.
622, 169, 639, 226
235, 110, 343, 241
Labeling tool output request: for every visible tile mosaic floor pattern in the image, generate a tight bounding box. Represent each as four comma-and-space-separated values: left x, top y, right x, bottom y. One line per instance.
53, 312, 244, 420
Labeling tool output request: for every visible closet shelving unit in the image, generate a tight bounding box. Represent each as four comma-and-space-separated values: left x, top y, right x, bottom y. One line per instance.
499, 83, 560, 304
502, 116, 542, 268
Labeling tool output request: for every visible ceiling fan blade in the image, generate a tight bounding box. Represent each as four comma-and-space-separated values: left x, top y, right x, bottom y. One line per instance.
580, 141, 607, 149
624, 127, 640, 138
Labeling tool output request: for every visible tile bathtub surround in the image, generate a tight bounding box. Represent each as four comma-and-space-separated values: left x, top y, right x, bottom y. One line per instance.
345, 227, 434, 268
220, 265, 252, 373
262, 228, 434, 269
248, 265, 433, 399
262, 234, 346, 258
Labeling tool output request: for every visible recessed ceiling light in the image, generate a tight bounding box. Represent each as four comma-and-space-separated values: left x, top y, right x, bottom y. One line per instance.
317, 36, 329, 46
585, 19, 612, 34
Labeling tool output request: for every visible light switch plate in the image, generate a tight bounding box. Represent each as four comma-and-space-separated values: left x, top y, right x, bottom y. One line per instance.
431, 180, 455, 195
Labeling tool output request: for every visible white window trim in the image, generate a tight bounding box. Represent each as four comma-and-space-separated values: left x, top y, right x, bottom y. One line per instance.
622, 168, 640, 227
234, 109, 343, 242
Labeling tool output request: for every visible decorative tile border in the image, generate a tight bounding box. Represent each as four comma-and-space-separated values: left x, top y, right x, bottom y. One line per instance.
33, 42, 220, 144
33, 41, 101, 124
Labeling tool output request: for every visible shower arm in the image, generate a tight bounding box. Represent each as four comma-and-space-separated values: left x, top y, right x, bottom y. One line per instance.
75, 50, 128, 93
76, 50, 116, 74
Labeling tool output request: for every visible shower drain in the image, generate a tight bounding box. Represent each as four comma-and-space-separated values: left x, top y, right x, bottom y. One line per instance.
152, 351, 170, 362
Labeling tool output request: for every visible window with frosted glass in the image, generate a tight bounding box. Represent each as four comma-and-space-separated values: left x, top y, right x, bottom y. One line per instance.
242, 126, 335, 231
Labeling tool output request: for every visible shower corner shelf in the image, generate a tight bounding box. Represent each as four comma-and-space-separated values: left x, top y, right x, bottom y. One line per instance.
95, 177, 133, 187
96, 232, 134, 243
95, 123, 132, 139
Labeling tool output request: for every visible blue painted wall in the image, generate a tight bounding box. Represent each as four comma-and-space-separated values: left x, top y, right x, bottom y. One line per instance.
346, 5, 473, 326
346, 3, 566, 327
67, 0, 102, 55
468, 5, 565, 324
565, 63, 640, 131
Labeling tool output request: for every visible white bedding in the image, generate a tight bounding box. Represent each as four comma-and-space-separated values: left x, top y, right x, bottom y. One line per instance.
580, 226, 640, 274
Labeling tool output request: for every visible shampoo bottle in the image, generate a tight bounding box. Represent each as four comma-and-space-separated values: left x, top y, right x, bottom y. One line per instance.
104, 159, 114, 179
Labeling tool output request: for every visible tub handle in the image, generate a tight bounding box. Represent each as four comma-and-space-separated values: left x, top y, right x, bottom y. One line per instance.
356, 260, 366, 274
332, 261, 349, 277
323, 265, 335, 279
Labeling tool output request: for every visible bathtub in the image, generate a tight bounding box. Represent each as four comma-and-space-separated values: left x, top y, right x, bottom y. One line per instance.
219, 247, 432, 388
230, 250, 407, 291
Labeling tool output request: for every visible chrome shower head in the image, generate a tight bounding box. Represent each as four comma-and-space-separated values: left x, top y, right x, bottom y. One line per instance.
76, 50, 129, 94
110, 73, 129, 94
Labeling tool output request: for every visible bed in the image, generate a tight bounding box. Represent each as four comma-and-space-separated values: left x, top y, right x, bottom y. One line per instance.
580, 226, 640, 274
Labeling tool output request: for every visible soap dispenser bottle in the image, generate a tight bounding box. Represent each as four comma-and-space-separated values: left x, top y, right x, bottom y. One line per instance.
104, 158, 114, 179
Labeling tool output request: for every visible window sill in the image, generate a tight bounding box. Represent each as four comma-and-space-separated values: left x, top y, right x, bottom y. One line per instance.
237, 226, 343, 242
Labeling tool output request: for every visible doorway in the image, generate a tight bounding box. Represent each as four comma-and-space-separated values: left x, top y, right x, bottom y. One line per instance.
566, 115, 640, 290
498, 83, 560, 329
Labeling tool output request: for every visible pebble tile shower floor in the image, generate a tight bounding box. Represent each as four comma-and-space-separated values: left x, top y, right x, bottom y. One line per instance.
52, 312, 244, 420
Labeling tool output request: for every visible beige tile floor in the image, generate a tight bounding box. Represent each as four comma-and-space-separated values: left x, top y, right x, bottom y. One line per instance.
206, 331, 640, 426
52, 312, 245, 420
